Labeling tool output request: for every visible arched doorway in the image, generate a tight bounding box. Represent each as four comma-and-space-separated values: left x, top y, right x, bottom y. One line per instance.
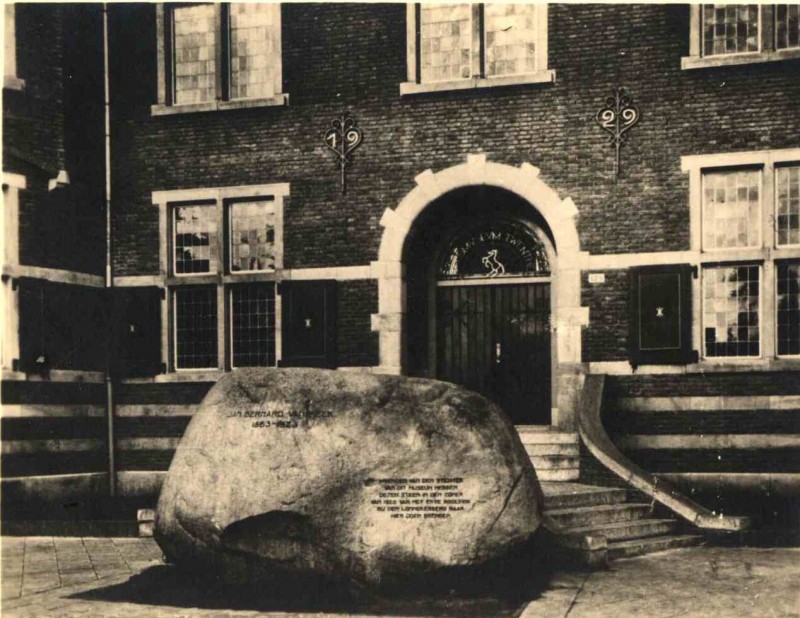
373, 155, 588, 429
403, 186, 555, 424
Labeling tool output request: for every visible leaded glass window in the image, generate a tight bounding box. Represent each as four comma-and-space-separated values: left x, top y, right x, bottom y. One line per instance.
776, 4, 800, 50
776, 166, 800, 247
702, 4, 759, 56
702, 169, 761, 250
174, 205, 218, 275
420, 4, 472, 82
174, 286, 218, 369
231, 284, 276, 367
229, 200, 276, 272
703, 265, 760, 357
230, 3, 281, 100
777, 262, 800, 356
173, 4, 218, 105
485, 4, 539, 77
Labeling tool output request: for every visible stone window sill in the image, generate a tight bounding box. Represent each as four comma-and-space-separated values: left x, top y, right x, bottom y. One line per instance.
151, 93, 289, 116
681, 48, 800, 70
399, 70, 555, 96
4, 76, 25, 91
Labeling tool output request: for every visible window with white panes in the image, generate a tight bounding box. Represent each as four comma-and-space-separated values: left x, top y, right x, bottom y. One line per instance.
703, 264, 761, 358
702, 169, 761, 250
485, 4, 540, 77
229, 199, 276, 272
156, 3, 284, 111
407, 3, 550, 92
776, 165, 800, 247
685, 149, 800, 364
173, 204, 218, 275
155, 184, 287, 372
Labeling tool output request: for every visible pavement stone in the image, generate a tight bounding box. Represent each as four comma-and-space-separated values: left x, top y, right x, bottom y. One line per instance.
1, 537, 798, 618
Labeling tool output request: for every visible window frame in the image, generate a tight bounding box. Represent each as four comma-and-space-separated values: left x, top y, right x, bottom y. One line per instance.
683, 4, 800, 70
682, 148, 800, 365
227, 196, 277, 275
700, 166, 763, 253
701, 262, 763, 360
775, 163, 800, 249
172, 284, 219, 371
775, 259, 800, 359
400, 3, 554, 96
4, 4, 25, 91
153, 183, 288, 373
152, 2, 288, 116
228, 282, 277, 370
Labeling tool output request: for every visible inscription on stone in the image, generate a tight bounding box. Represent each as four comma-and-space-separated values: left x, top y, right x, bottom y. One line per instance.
364, 477, 473, 519
225, 405, 333, 429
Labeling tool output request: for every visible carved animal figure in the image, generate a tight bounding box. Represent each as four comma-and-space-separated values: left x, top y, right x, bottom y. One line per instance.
482, 249, 505, 277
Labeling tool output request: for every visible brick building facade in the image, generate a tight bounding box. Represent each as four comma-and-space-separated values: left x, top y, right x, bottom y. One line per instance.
3, 3, 800, 532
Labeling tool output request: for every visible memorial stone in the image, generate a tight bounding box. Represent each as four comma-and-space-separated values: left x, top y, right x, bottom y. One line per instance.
155, 368, 544, 590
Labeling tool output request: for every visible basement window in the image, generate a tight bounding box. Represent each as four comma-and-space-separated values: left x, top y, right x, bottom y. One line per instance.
152, 3, 287, 115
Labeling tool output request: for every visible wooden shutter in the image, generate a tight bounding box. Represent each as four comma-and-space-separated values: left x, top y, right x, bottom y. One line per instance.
279, 280, 337, 368
111, 287, 163, 377
629, 265, 696, 367
16, 278, 44, 374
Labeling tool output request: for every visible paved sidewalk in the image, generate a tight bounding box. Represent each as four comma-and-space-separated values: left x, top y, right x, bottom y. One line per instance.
1, 537, 798, 617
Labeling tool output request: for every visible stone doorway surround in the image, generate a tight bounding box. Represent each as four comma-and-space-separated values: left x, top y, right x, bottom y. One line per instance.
371, 154, 589, 429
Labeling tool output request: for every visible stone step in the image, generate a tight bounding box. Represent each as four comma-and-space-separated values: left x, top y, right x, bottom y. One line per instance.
529, 455, 580, 470
518, 431, 579, 445
607, 534, 705, 560
524, 443, 580, 457
541, 483, 629, 509
545, 503, 653, 528
564, 518, 679, 542
536, 468, 580, 482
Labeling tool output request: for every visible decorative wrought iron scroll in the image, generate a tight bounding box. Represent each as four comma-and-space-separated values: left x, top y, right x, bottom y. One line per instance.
596, 87, 640, 178
324, 113, 363, 194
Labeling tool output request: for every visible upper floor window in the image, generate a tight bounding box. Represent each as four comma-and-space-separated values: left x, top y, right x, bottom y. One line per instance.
701, 168, 761, 250
683, 4, 800, 69
153, 3, 287, 115
402, 3, 554, 95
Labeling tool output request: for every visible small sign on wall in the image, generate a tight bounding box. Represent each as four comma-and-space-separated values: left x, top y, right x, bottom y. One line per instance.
588, 273, 605, 284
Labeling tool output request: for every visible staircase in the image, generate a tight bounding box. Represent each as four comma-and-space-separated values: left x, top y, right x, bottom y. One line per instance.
520, 426, 704, 561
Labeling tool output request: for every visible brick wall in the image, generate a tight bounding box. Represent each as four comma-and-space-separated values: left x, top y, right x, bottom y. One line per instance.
107, 4, 800, 369
4, 4, 105, 275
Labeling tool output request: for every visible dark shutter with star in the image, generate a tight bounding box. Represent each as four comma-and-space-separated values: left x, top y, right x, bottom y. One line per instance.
111, 287, 163, 377
279, 280, 337, 368
629, 265, 696, 367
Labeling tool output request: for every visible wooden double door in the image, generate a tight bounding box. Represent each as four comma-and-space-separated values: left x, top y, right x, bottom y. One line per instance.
436, 282, 551, 425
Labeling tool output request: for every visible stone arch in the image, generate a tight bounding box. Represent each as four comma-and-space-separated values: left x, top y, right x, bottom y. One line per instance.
370, 154, 589, 427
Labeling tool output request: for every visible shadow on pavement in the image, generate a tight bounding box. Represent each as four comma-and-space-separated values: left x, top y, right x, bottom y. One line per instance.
69, 562, 549, 617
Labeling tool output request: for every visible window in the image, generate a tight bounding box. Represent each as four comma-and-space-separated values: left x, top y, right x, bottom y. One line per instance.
776, 261, 800, 356
683, 4, 800, 69
702, 4, 760, 56
4, 4, 23, 90
153, 3, 286, 114
230, 284, 276, 368
153, 183, 288, 371
402, 3, 553, 95
174, 286, 218, 370
174, 204, 218, 275
683, 148, 800, 363
776, 4, 800, 49
776, 165, 800, 247
701, 169, 761, 250
229, 199, 276, 272
703, 264, 760, 357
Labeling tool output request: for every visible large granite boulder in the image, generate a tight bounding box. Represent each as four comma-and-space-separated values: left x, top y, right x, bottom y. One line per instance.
155, 368, 544, 589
